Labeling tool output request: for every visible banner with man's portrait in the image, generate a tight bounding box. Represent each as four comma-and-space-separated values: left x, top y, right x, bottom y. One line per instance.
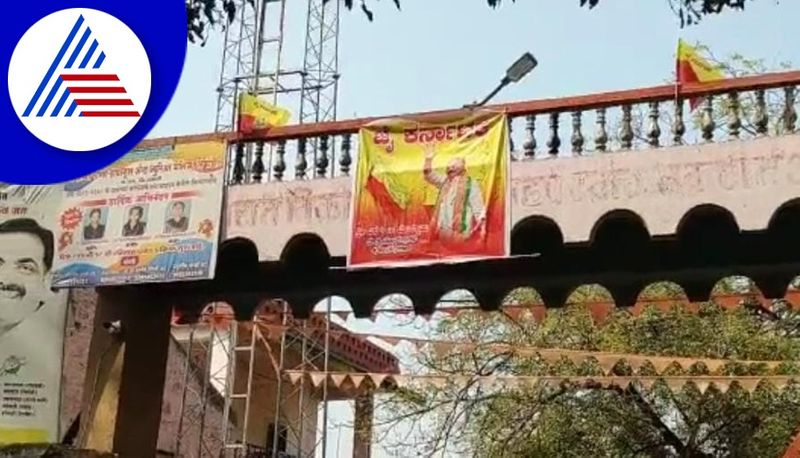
51, 140, 227, 287
0, 186, 67, 445
350, 112, 509, 268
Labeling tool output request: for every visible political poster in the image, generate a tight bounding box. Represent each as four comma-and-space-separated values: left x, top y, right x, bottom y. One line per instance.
0, 186, 68, 445
51, 140, 227, 287
350, 112, 509, 268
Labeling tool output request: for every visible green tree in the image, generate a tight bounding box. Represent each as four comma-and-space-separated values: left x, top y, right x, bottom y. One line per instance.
186, 0, 759, 44
375, 295, 800, 457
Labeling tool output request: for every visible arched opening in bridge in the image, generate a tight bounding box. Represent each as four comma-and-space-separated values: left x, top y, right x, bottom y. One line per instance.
281, 233, 331, 275
768, 198, 800, 262
511, 216, 564, 258
590, 209, 651, 270
677, 204, 740, 267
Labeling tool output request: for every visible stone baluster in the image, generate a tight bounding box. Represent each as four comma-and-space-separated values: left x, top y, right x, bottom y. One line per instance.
727, 92, 741, 139
316, 135, 330, 178
546, 112, 561, 157
571, 111, 584, 155
594, 108, 608, 152
508, 117, 515, 157
783, 86, 797, 133
232, 142, 245, 184
753, 90, 768, 136
273, 140, 286, 181
619, 105, 633, 150
296, 137, 308, 179
340, 134, 352, 176
672, 99, 685, 145
522, 115, 536, 159
647, 102, 661, 147
701, 96, 715, 142
252, 141, 265, 183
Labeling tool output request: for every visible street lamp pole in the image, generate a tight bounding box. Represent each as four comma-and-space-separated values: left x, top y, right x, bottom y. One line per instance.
465, 52, 538, 109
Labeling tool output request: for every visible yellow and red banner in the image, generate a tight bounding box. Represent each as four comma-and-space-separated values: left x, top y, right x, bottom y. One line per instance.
238, 93, 290, 133
676, 39, 725, 110
349, 112, 509, 268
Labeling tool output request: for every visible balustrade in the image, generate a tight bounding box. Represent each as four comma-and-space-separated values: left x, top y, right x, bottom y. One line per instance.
148, 71, 800, 186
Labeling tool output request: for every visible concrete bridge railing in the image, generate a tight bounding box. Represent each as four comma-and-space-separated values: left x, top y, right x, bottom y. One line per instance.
141, 70, 800, 262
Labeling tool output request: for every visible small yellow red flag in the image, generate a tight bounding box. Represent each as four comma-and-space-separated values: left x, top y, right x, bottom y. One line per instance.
238, 93, 291, 133
676, 40, 725, 110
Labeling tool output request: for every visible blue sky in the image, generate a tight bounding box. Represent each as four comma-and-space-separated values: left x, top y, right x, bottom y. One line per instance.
155, 1, 800, 456
150, 0, 800, 139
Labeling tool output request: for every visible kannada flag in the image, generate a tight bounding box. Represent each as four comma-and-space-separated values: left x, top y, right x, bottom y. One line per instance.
238, 93, 291, 133
349, 112, 509, 268
676, 39, 726, 110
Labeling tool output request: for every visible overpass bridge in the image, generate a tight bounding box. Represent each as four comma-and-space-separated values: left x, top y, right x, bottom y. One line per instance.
147, 70, 800, 320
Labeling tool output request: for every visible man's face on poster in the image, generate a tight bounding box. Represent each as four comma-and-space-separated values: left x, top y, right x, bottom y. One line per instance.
171, 202, 184, 220
446, 157, 466, 178
0, 232, 48, 334
90, 210, 101, 226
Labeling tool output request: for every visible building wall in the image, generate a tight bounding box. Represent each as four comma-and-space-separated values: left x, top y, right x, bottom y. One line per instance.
157, 335, 225, 457
225, 134, 800, 259
60, 288, 97, 440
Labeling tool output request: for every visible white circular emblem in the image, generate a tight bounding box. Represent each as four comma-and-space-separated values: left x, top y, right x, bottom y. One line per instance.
7, 8, 151, 152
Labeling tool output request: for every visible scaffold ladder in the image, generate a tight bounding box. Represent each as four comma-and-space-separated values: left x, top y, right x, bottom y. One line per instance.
221, 321, 259, 455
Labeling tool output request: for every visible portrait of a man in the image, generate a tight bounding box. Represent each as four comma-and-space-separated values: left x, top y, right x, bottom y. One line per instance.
423, 146, 487, 244
0, 218, 54, 340
164, 201, 190, 234
83, 208, 106, 241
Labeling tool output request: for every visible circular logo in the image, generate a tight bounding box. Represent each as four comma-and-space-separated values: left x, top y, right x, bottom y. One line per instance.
1, 1, 186, 185
8, 9, 151, 152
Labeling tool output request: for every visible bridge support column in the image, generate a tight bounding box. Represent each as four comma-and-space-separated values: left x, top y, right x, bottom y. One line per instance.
78, 286, 172, 456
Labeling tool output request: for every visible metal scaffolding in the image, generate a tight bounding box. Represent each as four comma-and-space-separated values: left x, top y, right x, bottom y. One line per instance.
299, 0, 341, 125
214, 0, 256, 133
268, 300, 333, 458
172, 302, 335, 458
176, 1, 344, 455
299, 0, 341, 177
214, 0, 341, 177
173, 303, 237, 458
215, 0, 341, 181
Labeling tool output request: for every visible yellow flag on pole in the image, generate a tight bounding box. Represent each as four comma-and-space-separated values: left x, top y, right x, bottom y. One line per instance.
238, 93, 291, 133
676, 40, 725, 110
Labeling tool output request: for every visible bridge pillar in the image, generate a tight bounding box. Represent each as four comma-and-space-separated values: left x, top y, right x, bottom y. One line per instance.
78, 286, 172, 456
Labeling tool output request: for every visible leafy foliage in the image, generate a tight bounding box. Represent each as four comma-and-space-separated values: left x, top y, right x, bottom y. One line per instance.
376, 295, 800, 457
185, 0, 759, 44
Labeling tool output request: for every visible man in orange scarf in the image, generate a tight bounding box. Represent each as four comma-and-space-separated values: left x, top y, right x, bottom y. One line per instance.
423, 146, 486, 245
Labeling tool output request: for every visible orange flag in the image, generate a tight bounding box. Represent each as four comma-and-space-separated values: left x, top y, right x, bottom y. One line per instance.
676, 39, 725, 110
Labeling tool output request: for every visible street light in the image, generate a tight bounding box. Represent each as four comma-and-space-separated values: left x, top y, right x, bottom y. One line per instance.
466, 52, 538, 108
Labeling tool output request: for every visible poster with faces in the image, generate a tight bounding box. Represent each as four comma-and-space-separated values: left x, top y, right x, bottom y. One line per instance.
52, 140, 226, 287
0, 185, 67, 445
